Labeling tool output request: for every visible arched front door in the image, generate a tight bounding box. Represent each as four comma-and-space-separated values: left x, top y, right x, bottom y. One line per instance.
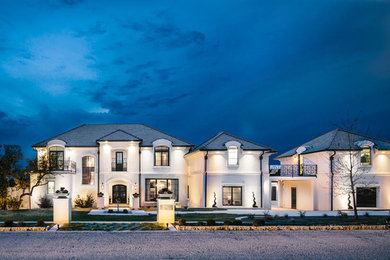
112, 184, 127, 203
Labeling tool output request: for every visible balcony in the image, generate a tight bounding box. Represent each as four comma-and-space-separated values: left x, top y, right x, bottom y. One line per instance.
111, 159, 127, 172
50, 160, 76, 173
270, 164, 317, 177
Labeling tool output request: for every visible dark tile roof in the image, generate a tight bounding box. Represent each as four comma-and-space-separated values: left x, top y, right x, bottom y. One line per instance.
276, 129, 390, 158
191, 132, 276, 152
33, 124, 193, 147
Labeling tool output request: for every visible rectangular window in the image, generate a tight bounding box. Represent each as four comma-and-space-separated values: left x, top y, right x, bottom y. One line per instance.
82, 156, 95, 185
145, 179, 178, 201
222, 186, 242, 206
357, 187, 377, 207
271, 186, 277, 201
228, 146, 238, 165
154, 146, 169, 166
187, 185, 190, 199
47, 181, 55, 194
298, 154, 303, 175
116, 152, 123, 171
49, 147, 64, 170
361, 146, 371, 165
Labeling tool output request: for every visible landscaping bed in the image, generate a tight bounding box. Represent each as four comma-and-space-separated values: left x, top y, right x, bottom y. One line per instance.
59, 223, 167, 231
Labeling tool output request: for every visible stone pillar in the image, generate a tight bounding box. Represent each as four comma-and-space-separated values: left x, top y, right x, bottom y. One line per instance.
53, 196, 72, 224
157, 199, 175, 224
132, 197, 139, 210
97, 196, 104, 209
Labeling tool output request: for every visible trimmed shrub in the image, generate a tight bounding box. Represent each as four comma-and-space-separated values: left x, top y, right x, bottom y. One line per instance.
196, 221, 204, 226
123, 209, 128, 213
223, 220, 231, 226
178, 219, 186, 226
206, 219, 215, 226
299, 211, 306, 218
17, 221, 25, 227
337, 210, 348, 218
323, 213, 328, 218
253, 219, 265, 226
108, 209, 113, 213
274, 215, 280, 220
38, 195, 52, 208
232, 220, 242, 226
74, 193, 95, 208
364, 212, 370, 217
3, 220, 14, 227
36, 220, 45, 227
284, 214, 289, 219
248, 214, 255, 220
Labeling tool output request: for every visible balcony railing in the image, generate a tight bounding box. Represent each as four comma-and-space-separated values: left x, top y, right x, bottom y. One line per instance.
111, 159, 127, 172
50, 160, 76, 173
270, 164, 317, 177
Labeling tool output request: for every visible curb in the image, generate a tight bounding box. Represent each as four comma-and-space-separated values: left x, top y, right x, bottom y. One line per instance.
176, 225, 388, 231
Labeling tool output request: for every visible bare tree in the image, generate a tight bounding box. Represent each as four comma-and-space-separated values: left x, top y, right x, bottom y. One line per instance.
332, 119, 373, 220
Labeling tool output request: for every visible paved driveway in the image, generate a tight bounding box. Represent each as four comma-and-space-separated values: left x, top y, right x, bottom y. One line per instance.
0, 230, 389, 259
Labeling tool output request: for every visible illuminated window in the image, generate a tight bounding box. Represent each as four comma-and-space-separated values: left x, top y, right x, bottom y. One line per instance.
228, 146, 238, 166
361, 146, 371, 165
47, 181, 55, 194
145, 179, 178, 201
154, 146, 169, 166
298, 154, 303, 175
49, 146, 64, 170
223, 186, 242, 206
82, 156, 95, 184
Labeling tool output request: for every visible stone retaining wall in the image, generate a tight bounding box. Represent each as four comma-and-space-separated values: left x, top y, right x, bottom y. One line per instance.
177, 225, 388, 231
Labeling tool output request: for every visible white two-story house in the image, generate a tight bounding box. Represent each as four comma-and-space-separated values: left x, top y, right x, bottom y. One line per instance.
30, 124, 276, 209
272, 129, 390, 211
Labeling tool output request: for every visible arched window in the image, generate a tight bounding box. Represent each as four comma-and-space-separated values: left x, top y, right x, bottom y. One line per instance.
154, 146, 169, 166
228, 146, 238, 166
49, 146, 64, 170
82, 156, 95, 184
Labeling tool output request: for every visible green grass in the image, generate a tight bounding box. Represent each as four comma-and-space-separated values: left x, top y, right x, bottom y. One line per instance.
175, 213, 245, 222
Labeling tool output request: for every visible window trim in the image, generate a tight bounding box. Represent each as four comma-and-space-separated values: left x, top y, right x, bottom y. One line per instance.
47, 181, 55, 194
222, 186, 242, 206
115, 151, 124, 171
145, 178, 179, 202
49, 146, 64, 171
227, 146, 239, 166
154, 146, 170, 166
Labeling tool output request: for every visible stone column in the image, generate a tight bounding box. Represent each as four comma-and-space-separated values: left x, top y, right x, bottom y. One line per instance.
53, 195, 72, 224
157, 199, 175, 224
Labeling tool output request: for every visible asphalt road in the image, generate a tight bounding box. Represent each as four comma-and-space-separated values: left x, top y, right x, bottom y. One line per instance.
0, 230, 389, 259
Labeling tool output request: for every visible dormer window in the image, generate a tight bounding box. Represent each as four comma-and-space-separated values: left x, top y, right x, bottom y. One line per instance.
228, 146, 238, 166
154, 146, 169, 166
361, 146, 371, 165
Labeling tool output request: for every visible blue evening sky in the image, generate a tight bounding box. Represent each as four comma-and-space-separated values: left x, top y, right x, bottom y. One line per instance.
0, 0, 389, 159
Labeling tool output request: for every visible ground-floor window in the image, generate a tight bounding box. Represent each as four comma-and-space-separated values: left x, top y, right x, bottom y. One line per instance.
47, 181, 55, 194
145, 179, 179, 202
222, 186, 242, 206
271, 186, 277, 201
356, 187, 377, 207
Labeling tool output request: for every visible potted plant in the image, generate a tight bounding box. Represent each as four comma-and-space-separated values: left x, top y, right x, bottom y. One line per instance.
55, 187, 69, 198
98, 192, 104, 197
158, 188, 173, 199
132, 192, 139, 198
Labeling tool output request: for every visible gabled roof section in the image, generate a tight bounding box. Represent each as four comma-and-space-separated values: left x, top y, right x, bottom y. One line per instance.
192, 132, 276, 152
276, 129, 390, 158
97, 129, 141, 142
33, 124, 193, 147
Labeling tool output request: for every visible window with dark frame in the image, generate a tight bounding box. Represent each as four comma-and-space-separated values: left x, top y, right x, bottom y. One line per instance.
145, 179, 178, 201
298, 154, 303, 175
357, 187, 377, 207
82, 156, 95, 185
154, 146, 169, 166
49, 146, 64, 170
116, 152, 123, 171
361, 146, 371, 165
222, 186, 242, 206
271, 186, 277, 201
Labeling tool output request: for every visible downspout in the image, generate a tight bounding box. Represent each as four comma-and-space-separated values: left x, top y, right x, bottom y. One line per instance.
330, 151, 336, 211
139, 148, 142, 208
204, 151, 208, 207
259, 151, 264, 208
97, 145, 100, 194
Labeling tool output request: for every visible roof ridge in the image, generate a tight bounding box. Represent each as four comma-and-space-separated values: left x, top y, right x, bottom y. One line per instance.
97, 129, 142, 141
192, 132, 225, 151
32, 124, 86, 147
221, 132, 273, 150
337, 128, 390, 145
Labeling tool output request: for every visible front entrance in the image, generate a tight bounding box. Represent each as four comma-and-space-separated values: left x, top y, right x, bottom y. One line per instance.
112, 184, 127, 204
291, 187, 297, 209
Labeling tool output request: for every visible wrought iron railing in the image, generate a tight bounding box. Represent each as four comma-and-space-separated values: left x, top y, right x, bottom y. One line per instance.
51, 160, 76, 173
271, 164, 317, 177
111, 159, 127, 172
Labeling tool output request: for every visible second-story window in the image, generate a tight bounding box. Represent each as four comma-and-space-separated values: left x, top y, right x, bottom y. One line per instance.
82, 156, 95, 184
228, 146, 238, 166
154, 146, 169, 166
361, 146, 371, 165
49, 146, 64, 170
298, 154, 303, 175
116, 152, 123, 171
